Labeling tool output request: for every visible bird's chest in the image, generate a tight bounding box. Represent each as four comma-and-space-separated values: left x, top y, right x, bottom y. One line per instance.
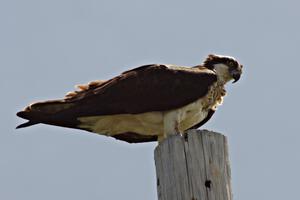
176, 83, 226, 131
202, 82, 226, 110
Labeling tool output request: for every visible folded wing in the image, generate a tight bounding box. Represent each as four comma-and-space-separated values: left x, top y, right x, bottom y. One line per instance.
17, 64, 217, 131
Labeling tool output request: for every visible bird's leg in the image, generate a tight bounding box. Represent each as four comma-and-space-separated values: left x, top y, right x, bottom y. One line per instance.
162, 110, 181, 139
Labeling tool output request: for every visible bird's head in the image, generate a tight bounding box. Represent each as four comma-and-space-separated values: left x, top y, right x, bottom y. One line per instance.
203, 54, 243, 83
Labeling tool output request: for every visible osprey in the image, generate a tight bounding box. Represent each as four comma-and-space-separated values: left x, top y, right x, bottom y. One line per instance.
16, 54, 243, 143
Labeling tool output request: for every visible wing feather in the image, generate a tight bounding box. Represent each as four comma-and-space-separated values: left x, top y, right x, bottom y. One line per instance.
61, 64, 217, 117
17, 64, 217, 130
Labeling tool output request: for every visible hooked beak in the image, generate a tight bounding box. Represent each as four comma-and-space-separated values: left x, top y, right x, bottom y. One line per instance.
231, 65, 242, 83
232, 72, 241, 83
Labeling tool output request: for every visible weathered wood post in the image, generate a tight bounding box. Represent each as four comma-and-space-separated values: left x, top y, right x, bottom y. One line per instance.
154, 129, 232, 200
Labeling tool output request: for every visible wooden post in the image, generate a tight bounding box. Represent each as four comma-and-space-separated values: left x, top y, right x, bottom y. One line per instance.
154, 129, 232, 200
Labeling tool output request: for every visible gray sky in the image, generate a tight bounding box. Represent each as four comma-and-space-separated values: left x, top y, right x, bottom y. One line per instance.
1, 0, 300, 199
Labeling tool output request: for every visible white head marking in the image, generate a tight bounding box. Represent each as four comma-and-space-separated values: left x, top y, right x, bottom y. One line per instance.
213, 63, 232, 83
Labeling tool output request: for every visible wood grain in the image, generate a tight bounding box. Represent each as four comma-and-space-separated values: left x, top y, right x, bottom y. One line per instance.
154, 129, 232, 200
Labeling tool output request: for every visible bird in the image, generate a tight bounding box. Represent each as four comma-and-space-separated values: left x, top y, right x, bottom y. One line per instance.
16, 54, 243, 143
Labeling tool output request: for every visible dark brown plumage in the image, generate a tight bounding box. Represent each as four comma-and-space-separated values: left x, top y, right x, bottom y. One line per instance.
16, 54, 243, 143
17, 64, 217, 141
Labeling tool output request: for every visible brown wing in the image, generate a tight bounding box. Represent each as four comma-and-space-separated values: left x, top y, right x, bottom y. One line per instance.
17, 64, 217, 130
61, 64, 217, 116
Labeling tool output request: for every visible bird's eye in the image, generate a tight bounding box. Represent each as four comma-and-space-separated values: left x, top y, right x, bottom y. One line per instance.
228, 61, 234, 67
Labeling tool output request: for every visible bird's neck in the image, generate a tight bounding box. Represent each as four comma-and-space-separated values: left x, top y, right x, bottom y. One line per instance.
213, 64, 233, 84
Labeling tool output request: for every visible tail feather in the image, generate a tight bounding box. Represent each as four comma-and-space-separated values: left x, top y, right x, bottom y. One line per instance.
16, 100, 77, 129
16, 110, 41, 128
16, 120, 39, 129
26, 100, 74, 115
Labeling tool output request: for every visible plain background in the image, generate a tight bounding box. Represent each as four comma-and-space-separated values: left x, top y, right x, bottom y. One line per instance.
1, 0, 300, 199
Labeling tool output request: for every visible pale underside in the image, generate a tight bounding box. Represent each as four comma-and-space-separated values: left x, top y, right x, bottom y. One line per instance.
78, 82, 225, 141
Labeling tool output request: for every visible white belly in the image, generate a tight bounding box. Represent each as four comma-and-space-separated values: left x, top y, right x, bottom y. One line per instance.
78, 98, 209, 137
78, 111, 164, 136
